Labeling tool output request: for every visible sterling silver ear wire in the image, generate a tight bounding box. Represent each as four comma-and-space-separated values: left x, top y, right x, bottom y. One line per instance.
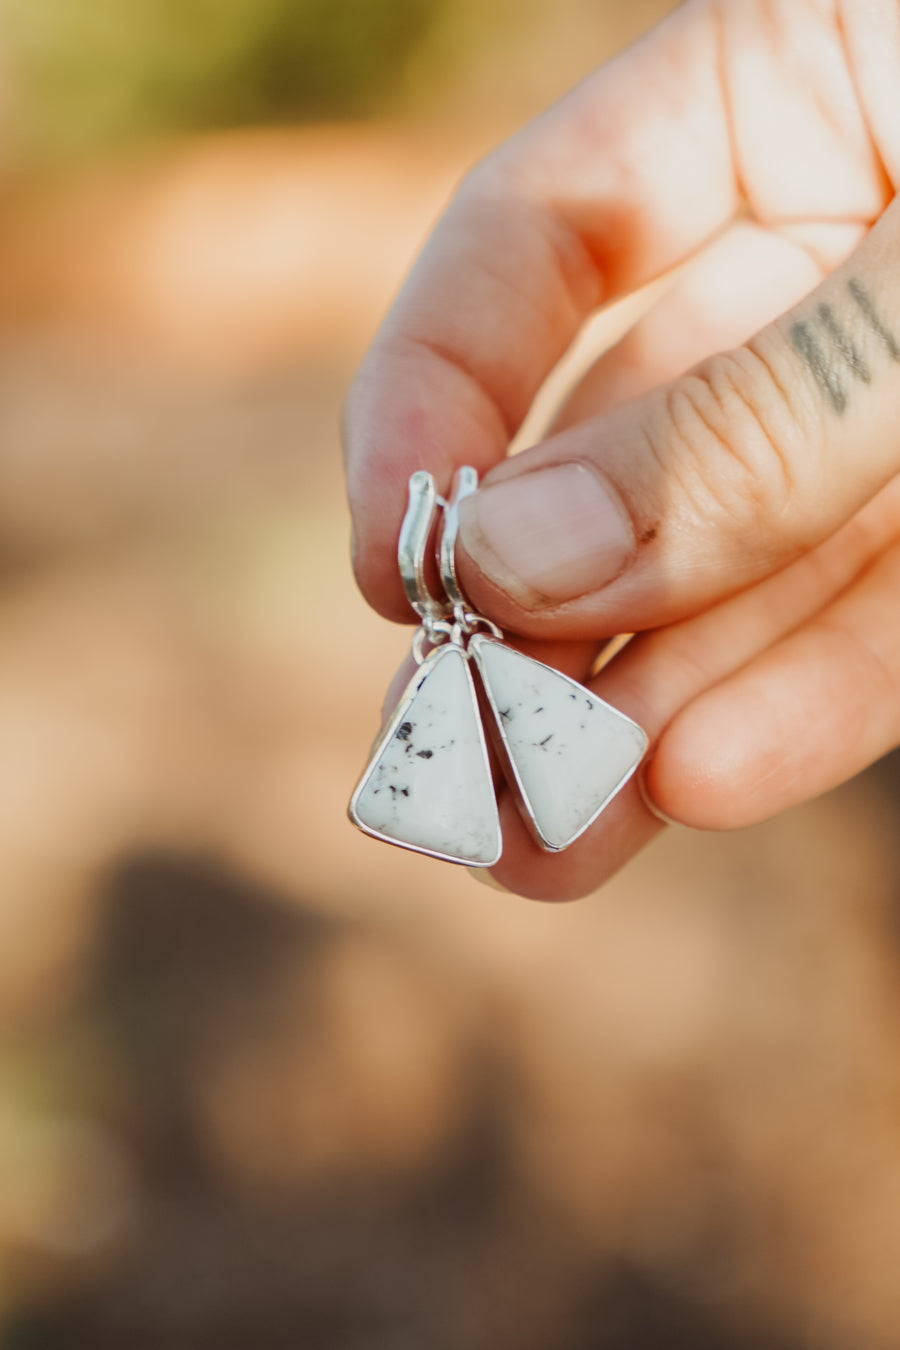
439, 465, 478, 622
397, 470, 445, 629
349, 467, 648, 865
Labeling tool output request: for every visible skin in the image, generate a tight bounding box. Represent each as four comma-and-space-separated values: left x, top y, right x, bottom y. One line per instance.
343, 0, 900, 900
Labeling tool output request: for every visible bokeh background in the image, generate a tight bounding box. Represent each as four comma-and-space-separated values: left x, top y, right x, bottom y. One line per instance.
1, 2, 900, 1346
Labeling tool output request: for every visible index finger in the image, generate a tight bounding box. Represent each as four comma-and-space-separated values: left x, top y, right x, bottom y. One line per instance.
343, 0, 738, 620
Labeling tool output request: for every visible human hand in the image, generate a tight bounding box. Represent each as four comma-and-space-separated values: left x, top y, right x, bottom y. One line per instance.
343, 0, 900, 900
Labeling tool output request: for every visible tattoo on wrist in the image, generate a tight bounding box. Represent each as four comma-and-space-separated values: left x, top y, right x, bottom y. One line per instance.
789, 279, 899, 414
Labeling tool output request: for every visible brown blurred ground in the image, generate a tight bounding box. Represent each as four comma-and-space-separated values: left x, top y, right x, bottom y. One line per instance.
2, 4, 900, 1348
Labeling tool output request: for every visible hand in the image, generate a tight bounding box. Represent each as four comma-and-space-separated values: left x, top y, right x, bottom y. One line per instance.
343, 0, 900, 900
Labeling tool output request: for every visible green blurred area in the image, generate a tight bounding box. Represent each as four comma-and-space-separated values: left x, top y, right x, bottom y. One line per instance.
0, 0, 465, 160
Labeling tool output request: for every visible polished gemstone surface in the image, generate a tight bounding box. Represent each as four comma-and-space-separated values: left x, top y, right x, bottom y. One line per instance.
350, 644, 501, 866
470, 635, 647, 851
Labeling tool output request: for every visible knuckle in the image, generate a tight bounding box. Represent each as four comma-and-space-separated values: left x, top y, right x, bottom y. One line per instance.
651, 338, 816, 545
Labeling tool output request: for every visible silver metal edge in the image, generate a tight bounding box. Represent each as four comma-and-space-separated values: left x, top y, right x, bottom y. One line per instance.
398, 470, 445, 623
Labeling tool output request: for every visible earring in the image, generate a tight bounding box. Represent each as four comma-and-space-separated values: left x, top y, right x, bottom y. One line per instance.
348, 467, 648, 865
348, 470, 502, 867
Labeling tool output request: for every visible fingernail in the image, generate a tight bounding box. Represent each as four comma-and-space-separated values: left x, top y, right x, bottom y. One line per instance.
459, 463, 634, 603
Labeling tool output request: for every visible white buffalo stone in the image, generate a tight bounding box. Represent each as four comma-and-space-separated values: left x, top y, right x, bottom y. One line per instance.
350, 644, 501, 866
470, 635, 647, 851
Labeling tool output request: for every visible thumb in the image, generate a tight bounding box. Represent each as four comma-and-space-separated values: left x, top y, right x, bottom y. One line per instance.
458, 201, 900, 638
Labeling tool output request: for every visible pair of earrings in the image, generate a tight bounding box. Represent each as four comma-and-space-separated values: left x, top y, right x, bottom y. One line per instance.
348, 467, 648, 868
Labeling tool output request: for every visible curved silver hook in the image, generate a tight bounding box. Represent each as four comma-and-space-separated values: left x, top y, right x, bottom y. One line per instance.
439, 466, 479, 615
398, 470, 447, 623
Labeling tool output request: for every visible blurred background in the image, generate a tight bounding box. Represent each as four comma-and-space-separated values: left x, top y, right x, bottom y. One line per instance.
1, 2, 900, 1346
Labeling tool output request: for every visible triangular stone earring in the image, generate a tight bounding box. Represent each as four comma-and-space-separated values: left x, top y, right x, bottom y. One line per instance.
349, 642, 502, 866
348, 471, 502, 867
469, 635, 647, 851
349, 466, 648, 866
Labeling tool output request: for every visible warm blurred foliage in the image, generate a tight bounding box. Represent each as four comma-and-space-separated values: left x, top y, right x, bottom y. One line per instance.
0, 0, 679, 163
1, 0, 450, 159
2, 2, 900, 1348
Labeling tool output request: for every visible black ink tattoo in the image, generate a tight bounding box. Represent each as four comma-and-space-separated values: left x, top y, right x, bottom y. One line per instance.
816, 303, 870, 382
847, 279, 900, 361
790, 321, 846, 413
790, 279, 900, 415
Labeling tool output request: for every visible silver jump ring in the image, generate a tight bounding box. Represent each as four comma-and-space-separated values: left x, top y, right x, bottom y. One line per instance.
411, 618, 455, 666
461, 611, 503, 640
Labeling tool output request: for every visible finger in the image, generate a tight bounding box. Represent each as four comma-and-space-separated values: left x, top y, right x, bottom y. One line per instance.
488, 777, 662, 903
457, 197, 900, 641
487, 475, 900, 899
649, 537, 900, 829
345, 1, 741, 620
348, 0, 890, 624
552, 216, 866, 431
601, 475, 900, 725
380, 213, 842, 762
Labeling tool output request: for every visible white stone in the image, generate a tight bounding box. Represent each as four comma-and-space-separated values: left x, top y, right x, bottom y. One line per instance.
349, 644, 501, 866
470, 636, 647, 852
